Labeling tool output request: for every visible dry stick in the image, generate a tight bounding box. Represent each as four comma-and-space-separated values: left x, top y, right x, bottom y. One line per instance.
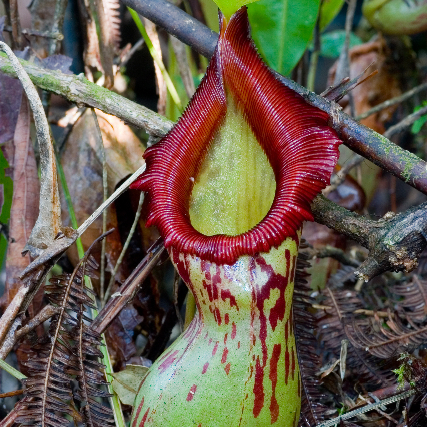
0, 283, 29, 348
9, 0, 21, 49
316, 389, 415, 427
41, 0, 68, 113
77, 164, 146, 237
18, 164, 146, 279
0, 389, 24, 398
0, 305, 59, 359
0, 52, 173, 136
143, 17, 167, 115
0, 42, 63, 258
307, 17, 320, 92
329, 96, 427, 191
48, 0, 68, 55
91, 0, 115, 88
2, 25, 64, 40
356, 81, 427, 121
325, 153, 364, 194
384, 103, 427, 139
0, 43, 65, 346
170, 35, 196, 99
118, 38, 145, 68
91, 237, 165, 334
103, 192, 145, 304
91, 110, 108, 303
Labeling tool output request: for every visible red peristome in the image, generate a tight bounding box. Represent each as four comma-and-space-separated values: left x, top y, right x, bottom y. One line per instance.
130, 7, 342, 265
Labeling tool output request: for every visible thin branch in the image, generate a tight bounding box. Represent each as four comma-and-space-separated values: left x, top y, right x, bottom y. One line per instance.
315, 245, 359, 268
0, 305, 60, 359
118, 38, 145, 69
91, 237, 165, 334
90, 0, 115, 88
170, 35, 195, 99
0, 42, 63, 258
9, 0, 21, 49
77, 164, 146, 237
19, 164, 146, 277
325, 154, 364, 194
122, 0, 217, 58
312, 195, 427, 280
2, 25, 64, 40
384, 104, 427, 139
0, 51, 173, 137
316, 389, 415, 427
356, 81, 427, 121
103, 192, 144, 304
0, 283, 30, 345
91, 109, 108, 303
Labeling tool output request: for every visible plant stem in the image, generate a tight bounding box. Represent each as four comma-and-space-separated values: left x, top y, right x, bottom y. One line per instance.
103, 192, 144, 304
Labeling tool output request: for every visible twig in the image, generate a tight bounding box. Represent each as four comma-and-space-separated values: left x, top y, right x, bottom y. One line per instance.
122, 0, 217, 58
316, 389, 415, 427
2, 25, 64, 40
91, 110, 108, 303
118, 38, 145, 68
0, 305, 60, 359
312, 195, 427, 280
9, 0, 21, 49
170, 35, 196, 99
77, 164, 146, 237
41, 0, 68, 114
315, 245, 360, 268
384, 104, 427, 139
325, 154, 364, 194
19, 164, 146, 278
103, 192, 144, 304
91, 237, 165, 334
0, 42, 63, 258
0, 389, 24, 398
0, 51, 173, 137
333, 0, 356, 86
0, 283, 30, 345
90, 0, 115, 88
356, 81, 427, 121
334, 0, 357, 116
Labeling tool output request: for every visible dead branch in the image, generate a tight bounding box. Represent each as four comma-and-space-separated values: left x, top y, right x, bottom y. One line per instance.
312, 195, 427, 280
91, 237, 165, 334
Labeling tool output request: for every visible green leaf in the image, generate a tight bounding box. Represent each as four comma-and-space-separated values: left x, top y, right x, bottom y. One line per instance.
110, 365, 149, 406
248, 0, 321, 75
212, 0, 260, 19
319, 0, 345, 31
411, 102, 427, 134
0, 147, 13, 224
411, 115, 427, 134
319, 30, 363, 58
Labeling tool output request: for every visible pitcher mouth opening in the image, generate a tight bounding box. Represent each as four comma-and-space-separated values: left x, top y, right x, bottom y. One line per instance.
130, 7, 341, 265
